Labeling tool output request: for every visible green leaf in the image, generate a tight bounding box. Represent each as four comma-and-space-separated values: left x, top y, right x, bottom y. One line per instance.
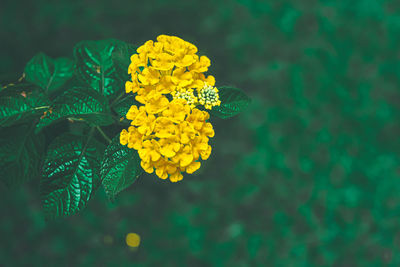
0, 123, 44, 187
0, 83, 50, 127
210, 86, 251, 119
40, 130, 104, 219
74, 39, 125, 98
24, 53, 74, 93
36, 87, 114, 132
112, 95, 140, 118
112, 41, 136, 82
100, 135, 142, 200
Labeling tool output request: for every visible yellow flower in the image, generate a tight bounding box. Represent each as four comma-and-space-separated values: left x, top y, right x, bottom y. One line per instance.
186, 161, 201, 174
171, 67, 193, 88
172, 145, 194, 168
200, 144, 212, 160
120, 34, 219, 182
120, 126, 143, 150
154, 117, 176, 138
126, 106, 156, 136
138, 67, 160, 86
178, 121, 196, 144
159, 137, 181, 158
137, 114, 156, 136
175, 54, 196, 68
138, 140, 161, 163
192, 135, 210, 160
128, 54, 146, 74
151, 53, 174, 71
146, 42, 164, 59
127, 126, 143, 150
137, 40, 155, 55
187, 109, 210, 131
145, 94, 170, 114
200, 122, 215, 138
189, 55, 211, 73
154, 159, 169, 179
141, 160, 154, 173
162, 99, 190, 123
125, 79, 140, 94
169, 171, 183, 182
157, 35, 197, 56
120, 129, 129, 146
125, 105, 140, 121
135, 86, 156, 104
156, 75, 175, 94
198, 74, 216, 87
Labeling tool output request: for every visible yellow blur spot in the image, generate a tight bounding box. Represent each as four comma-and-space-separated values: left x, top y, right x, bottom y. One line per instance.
125, 233, 140, 248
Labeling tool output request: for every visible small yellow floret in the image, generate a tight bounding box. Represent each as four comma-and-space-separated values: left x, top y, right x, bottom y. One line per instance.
198, 83, 221, 110
172, 89, 198, 108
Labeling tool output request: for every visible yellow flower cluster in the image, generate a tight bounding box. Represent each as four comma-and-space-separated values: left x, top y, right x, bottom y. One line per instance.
120, 35, 219, 182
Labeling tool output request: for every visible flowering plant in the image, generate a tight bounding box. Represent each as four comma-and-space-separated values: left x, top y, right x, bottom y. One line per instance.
0, 35, 250, 219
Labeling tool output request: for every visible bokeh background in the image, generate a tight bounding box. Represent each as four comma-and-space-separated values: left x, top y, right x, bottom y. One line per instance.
1, 0, 400, 266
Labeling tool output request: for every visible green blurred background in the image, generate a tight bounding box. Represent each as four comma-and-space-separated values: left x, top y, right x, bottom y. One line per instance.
1, 0, 400, 266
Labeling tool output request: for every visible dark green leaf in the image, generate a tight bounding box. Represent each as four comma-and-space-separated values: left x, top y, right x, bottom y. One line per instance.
210, 86, 251, 119
36, 87, 114, 132
112, 95, 140, 118
0, 123, 44, 187
40, 131, 104, 219
0, 83, 50, 126
101, 135, 142, 200
74, 39, 125, 98
24, 53, 74, 93
112, 42, 136, 82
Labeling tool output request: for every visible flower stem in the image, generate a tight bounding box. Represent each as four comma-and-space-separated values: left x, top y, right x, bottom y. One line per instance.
110, 91, 126, 107
96, 126, 111, 144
